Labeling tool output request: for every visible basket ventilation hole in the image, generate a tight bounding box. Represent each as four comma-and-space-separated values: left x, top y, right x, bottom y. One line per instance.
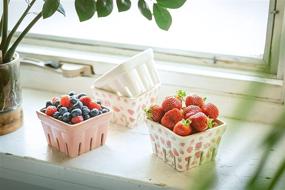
163, 149, 167, 161
154, 143, 158, 154
56, 138, 60, 151
100, 134, 104, 146
65, 143, 69, 156
199, 152, 204, 165
90, 138, 93, 150
47, 134, 51, 145
78, 143, 82, 155
186, 157, 191, 169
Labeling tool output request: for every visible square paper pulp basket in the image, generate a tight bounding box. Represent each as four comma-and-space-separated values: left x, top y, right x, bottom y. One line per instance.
92, 84, 160, 128
146, 119, 226, 172
37, 109, 112, 157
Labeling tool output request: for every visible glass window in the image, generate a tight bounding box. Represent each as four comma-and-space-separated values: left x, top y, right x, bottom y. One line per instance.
9, 0, 270, 59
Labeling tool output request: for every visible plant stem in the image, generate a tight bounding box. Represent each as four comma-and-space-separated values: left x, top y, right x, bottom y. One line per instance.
0, 0, 9, 60
3, 0, 37, 59
267, 158, 285, 190
4, 12, 42, 63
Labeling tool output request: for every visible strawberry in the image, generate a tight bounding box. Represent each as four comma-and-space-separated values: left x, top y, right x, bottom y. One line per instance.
161, 90, 186, 112
189, 112, 209, 132
71, 116, 84, 124
202, 103, 219, 119
145, 105, 165, 122
183, 105, 202, 119
161, 108, 183, 130
51, 97, 59, 104
45, 106, 57, 116
80, 96, 92, 106
60, 95, 71, 107
185, 95, 205, 108
88, 101, 102, 110
173, 119, 192, 136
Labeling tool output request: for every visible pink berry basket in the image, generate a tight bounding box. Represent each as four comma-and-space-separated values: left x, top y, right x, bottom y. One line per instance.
146, 119, 226, 172
92, 84, 160, 128
36, 109, 112, 157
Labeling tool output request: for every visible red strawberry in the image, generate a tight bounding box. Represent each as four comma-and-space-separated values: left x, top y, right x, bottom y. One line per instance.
189, 112, 209, 132
185, 95, 205, 108
161, 108, 183, 130
162, 97, 182, 112
45, 106, 57, 116
60, 95, 71, 107
80, 96, 92, 106
71, 116, 84, 124
173, 119, 192, 136
51, 97, 59, 104
88, 101, 102, 110
183, 105, 202, 119
145, 105, 165, 122
161, 90, 186, 112
202, 103, 219, 119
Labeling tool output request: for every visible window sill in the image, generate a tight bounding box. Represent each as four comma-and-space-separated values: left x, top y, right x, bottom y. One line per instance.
0, 88, 284, 190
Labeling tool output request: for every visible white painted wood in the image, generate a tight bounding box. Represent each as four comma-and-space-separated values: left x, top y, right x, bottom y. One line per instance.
0, 89, 284, 190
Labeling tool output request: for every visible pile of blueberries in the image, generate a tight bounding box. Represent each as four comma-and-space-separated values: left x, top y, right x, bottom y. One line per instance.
42, 92, 109, 124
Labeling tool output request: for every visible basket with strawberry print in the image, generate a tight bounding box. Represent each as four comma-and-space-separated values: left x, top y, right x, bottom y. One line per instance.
37, 92, 112, 157
145, 90, 226, 171
146, 119, 226, 171
92, 84, 160, 128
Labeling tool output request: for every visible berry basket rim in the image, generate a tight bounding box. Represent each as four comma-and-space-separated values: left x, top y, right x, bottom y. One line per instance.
91, 83, 161, 100
37, 106, 113, 129
145, 118, 226, 140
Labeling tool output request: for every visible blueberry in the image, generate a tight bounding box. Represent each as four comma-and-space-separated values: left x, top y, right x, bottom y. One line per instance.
58, 115, 63, 121
77, 93, 86, 99
53, 100, 60, 107
71, 108, 82, 117
96, 100, 102, 105
101, 108, 109, 113
46, 101, 52, 108
57, 104, 62, 109
73, 101, 83, 109
82, 106, 90, 115
70, 97, 78, 105
83, 114, 90, 120
62, 112, 71, 123
69, 91, 76, 96
59, 107, 68, 115
90, 109, 99, 117
53, 111, 60, 119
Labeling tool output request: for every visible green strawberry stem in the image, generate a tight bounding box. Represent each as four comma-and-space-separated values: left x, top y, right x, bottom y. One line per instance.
176, 89, 186, 100
144, 107, 152, 119
181, 119, 191, 126
208, 118, 215, 129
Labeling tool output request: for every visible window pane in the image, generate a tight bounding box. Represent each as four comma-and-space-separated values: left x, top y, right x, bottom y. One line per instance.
9, 0, 270, 58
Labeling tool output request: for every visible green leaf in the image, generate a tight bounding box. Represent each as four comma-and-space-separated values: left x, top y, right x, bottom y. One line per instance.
138, 0, 152, 20
96, 0, 113, 17
57, 3, 66, 16
116, 0, 131, 12
157, 0, 187, 9
153, 3, 172, 31
75, 0, 96, 21
42, 0, 60, 19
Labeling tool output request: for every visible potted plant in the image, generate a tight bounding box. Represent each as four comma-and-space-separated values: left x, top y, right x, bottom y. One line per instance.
0, 0, 186, 135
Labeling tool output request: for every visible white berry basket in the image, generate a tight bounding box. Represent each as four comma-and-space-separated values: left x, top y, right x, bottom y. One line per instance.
146, 119, 226, 172
92, 84, 160, 128
93, 49, 160, 98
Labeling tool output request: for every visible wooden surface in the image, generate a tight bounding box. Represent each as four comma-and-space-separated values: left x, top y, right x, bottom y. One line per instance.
0, 89, 284, 190
0, 107, 22, 135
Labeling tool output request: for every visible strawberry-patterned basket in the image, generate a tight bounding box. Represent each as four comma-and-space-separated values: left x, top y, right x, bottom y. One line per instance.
92, 84, 160, 128
146, 119, 226, 172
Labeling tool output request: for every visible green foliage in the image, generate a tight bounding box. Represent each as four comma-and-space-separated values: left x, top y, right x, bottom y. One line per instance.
0, 0, 187, 64
138, 0, 152, 20
42, 0, 60, 19
116, 0, 131, 12
75, 0, 96, 21
153, 3, 172, 31
96, 0, 113, 17
157, 0, 187, 9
